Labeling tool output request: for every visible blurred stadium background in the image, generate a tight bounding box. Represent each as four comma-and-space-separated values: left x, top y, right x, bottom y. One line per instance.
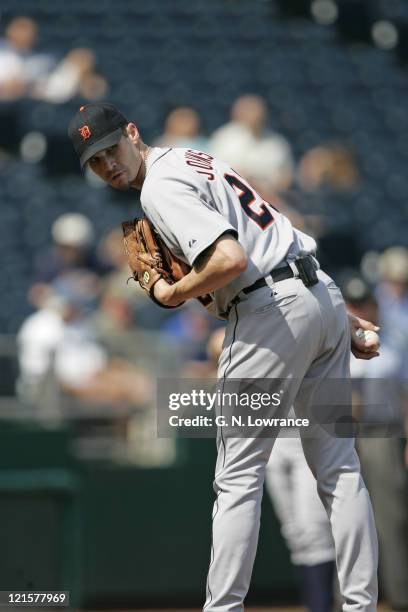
0, 0, 407, 610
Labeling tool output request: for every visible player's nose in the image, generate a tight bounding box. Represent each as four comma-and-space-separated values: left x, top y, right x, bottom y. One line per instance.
104, 157, 116, 176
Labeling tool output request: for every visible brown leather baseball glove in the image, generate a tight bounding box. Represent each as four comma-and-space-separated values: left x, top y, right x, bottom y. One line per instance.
122, 217, 213, 309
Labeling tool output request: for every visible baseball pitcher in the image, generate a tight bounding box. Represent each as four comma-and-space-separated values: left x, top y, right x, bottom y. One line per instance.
69, 103, 380, 612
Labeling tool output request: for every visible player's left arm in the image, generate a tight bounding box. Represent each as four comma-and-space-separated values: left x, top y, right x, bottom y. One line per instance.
154, 233, 247, 307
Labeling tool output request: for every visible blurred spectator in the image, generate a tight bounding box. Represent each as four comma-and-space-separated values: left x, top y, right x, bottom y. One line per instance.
18, 274, 151, 409
154, 106, 209, 151
376, 247, 408, 366
210, 94, 294, 194
0, 16, 55, 101
29, 213, 112, 307
344, 277, 408, 612
182, 326, 225, 378
33, 48, 108, 103
297, 143, 360, 193
31, 213, 111, 283
162, 300, 221, 362
17, 289, 66, 398
93, 275, 136, 336
288, 142, 362, 277
96, 227, 170, 330
78, 71, 108, 102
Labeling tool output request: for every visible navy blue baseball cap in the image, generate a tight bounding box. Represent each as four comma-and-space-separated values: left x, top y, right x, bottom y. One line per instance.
68, 103, 128, 168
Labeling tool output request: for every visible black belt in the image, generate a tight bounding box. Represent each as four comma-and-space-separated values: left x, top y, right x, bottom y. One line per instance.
242, 255, 318, 295
243, 266, 294, 294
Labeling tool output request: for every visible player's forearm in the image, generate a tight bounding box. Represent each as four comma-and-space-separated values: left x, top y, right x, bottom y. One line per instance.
170, 262, 243, 304
159, 236, 248, 306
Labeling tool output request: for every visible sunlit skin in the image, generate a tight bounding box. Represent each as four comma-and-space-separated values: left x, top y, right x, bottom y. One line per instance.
87, 123, 150, 191
87, 124, 380, 360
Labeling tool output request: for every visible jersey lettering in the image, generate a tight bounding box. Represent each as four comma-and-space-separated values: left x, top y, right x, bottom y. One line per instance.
224, 173, 275, 230
185, 150, 215, 181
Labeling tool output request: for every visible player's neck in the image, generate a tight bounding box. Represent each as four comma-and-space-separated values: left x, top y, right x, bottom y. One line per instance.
130, 144, 151, 190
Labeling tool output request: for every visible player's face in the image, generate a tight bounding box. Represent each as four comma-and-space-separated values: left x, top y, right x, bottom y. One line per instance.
87, 126, 143, 190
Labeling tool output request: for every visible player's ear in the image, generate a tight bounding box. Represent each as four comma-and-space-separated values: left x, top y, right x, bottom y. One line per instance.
126, 123, 140, 145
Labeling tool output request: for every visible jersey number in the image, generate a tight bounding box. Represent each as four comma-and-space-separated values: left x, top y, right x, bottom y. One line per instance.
224, 173, 275, 230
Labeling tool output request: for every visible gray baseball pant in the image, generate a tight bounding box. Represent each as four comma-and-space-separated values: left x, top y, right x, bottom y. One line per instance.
265, 433, 335, 567
203, 271, 378, 612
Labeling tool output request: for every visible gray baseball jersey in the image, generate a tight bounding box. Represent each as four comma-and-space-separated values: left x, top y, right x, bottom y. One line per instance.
141, 147, 316, 316
141, 147, 378, 611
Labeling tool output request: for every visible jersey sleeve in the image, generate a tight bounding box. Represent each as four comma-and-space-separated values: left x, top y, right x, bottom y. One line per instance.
142, 175, 237, 266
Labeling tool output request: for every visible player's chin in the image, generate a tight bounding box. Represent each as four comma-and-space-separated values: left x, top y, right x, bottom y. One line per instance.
110, 173, 130, 190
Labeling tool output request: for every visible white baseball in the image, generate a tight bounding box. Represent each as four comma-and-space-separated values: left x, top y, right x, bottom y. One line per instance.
356, 328, 380, 348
